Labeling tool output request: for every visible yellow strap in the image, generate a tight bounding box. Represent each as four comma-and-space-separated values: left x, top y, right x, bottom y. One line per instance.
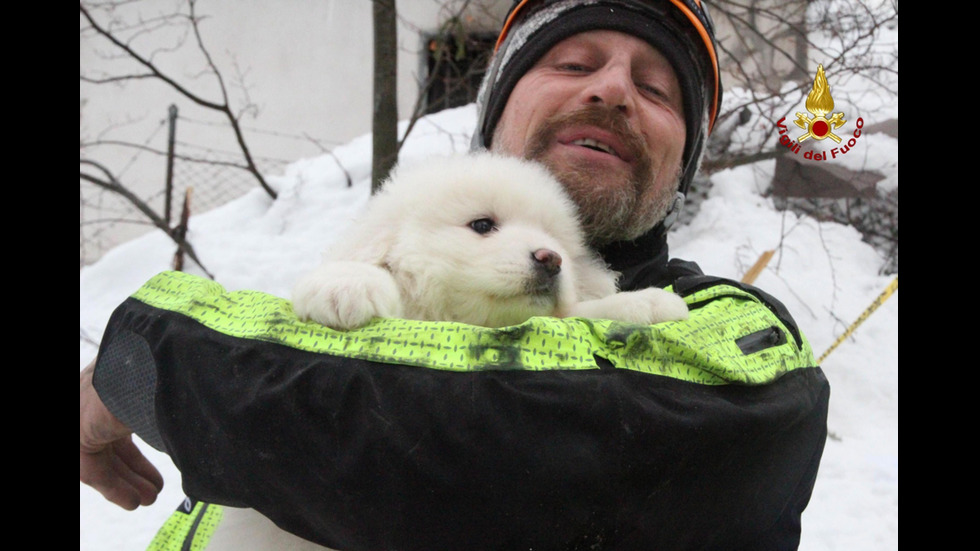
130, 270, 817, 385
147, 498, 224, 551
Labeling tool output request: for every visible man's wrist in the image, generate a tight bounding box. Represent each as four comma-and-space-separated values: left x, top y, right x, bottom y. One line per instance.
80, 360, 132, 450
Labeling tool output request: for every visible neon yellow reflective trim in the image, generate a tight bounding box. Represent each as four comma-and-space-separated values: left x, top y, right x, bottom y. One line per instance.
130, 271, 814, 385
147, 499, 223, 551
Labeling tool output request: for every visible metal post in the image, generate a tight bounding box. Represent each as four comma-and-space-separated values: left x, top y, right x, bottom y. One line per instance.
165, 104, 178, 225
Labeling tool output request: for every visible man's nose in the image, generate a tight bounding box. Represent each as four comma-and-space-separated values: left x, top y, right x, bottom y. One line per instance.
582, 63, 636, 115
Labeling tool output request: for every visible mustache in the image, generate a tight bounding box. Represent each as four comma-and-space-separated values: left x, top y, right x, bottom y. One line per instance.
523, 105, 650, 167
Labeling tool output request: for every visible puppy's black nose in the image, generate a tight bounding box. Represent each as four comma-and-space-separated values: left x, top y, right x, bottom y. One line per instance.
532, 248, 562, 277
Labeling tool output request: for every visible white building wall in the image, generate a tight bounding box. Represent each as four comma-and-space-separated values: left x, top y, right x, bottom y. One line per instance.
80, 0, 508, 266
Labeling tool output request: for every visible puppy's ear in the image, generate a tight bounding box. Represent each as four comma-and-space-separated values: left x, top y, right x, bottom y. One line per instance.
323, 192, 400, 267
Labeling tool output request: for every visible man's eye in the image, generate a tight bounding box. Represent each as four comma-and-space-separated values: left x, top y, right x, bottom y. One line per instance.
638, 82, 666, 98
469, 218, 497, 235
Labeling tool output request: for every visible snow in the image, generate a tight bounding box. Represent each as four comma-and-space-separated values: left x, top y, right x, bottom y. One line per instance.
80, 94, 897, 551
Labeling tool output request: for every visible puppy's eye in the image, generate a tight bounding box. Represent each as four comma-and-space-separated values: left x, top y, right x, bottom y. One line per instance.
469, 218, 497, 235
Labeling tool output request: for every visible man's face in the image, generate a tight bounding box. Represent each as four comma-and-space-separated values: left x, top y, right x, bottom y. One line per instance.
491, 30, 686, 246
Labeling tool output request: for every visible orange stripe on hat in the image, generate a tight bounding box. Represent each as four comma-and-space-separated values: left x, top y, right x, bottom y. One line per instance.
665, 0, 720, 131
494, 0, 533, 52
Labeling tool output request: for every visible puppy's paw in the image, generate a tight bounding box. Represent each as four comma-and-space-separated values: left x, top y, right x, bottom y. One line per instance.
623, 287, 689, 324
292, 261, 404, 330
566, 287, 689, 325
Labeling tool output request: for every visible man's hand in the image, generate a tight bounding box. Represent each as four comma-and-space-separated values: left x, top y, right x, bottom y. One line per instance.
80, 359, 164, 510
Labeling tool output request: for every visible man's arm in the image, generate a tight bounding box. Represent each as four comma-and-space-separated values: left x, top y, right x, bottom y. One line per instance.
79, 359, 164, 510
84, 271, 828, 550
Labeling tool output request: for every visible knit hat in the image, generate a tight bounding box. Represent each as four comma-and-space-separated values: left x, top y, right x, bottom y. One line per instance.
471, 0, 722, 198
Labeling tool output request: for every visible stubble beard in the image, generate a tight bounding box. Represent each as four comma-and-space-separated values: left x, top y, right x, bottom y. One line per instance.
521, 106, 679, 247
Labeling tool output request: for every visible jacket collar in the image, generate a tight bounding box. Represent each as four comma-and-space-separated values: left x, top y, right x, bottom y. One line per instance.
597, 225, 671, 291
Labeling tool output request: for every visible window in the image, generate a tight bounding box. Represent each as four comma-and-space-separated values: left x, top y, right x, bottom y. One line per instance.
422, 31, 497, 115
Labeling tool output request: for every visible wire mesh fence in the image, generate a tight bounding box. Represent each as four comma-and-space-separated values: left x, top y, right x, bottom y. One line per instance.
167, 144, 286, 220
80, 108, 291, 268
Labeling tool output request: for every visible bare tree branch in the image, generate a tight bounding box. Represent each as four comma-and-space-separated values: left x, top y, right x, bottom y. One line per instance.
80, 0, 277, 199
80, 159, 215, 279
395, 0, 475, 155
81, 138, 252, 171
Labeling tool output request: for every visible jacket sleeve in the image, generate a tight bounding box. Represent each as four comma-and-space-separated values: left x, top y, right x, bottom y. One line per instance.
94, 271, 829, 551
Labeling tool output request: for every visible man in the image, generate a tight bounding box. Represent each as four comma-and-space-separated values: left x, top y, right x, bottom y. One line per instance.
81, 1, 829, 549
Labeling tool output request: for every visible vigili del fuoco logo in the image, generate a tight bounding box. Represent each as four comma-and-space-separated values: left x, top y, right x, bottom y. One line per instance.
776, 64, 864, 161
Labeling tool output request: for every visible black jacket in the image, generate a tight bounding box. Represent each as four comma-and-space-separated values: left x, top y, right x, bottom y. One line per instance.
94, 229, 829, 551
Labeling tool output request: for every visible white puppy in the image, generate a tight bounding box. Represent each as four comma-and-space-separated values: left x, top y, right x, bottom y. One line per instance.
292, 153, 688, 329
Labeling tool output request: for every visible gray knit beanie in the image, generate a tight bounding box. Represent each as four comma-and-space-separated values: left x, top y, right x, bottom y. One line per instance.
471, 0, 722, 197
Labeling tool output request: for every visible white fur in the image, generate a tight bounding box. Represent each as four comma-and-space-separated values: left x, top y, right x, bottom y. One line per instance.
209, 154, 689, 551
293, 153, 689, 329
207, 507, 330, 550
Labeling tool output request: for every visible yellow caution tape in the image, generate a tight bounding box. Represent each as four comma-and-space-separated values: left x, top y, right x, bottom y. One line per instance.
818, 277, 898, 364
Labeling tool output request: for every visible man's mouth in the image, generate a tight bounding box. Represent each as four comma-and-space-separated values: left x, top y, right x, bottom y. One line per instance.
569, 138, 620, 158
557, 128, 635, 164
525, 107, 647, 169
